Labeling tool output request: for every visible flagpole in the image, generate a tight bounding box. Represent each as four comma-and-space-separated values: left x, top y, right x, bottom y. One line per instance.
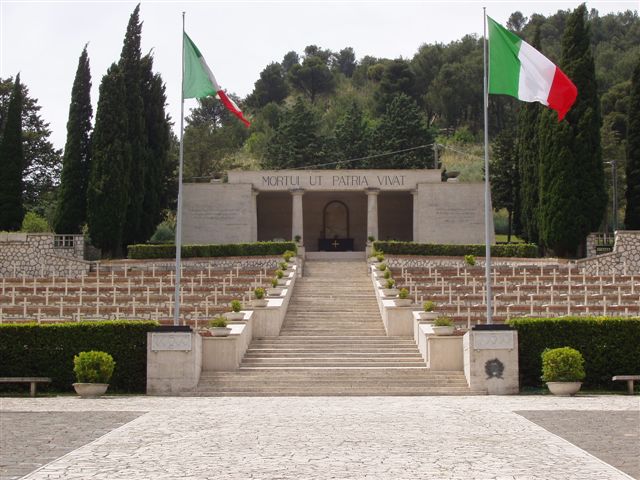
483, 7, 493, 324
173, 11, 186, 326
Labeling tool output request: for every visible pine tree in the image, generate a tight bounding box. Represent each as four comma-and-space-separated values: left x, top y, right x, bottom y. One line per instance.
87, 64, 130, 257
140, 53, 171, 241
333, 101, 370, 168
624, 56, 640, 229
516, 28, 542, 244
53, 45, 92, 233
538, 4, 606, 256
0, 74, 24, 230
372, 94, 434, 169
264, 98, 327, 169
119, 4, 147, 246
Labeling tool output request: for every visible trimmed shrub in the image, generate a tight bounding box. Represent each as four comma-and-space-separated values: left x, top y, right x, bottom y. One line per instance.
508, 317, 640, 389
0, 321, 157, 393
73, 351, 115, 383
21, 212, 50, 233
127, 241, 297, 259
208, 317, 228, 328
541, 347, 585, 382
372, 241, 538, 258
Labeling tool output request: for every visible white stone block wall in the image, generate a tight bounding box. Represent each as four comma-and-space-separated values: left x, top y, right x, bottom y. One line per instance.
0, 233, 88, 277
577, 231, 640, 275
101, 257, 281, 273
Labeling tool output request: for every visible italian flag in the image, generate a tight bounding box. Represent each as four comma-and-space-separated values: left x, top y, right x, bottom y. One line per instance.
183, 32, 250, 127
488, 17, 577, 121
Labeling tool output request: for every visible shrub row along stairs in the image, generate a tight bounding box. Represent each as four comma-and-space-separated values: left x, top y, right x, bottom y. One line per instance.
195, 260, 476, 395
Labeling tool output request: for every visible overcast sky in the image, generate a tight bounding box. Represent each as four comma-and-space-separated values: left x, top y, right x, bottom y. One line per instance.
1, 0, 637, 149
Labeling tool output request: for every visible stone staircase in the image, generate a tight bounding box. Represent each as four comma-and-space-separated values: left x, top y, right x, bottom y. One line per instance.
195, 260, 479, 395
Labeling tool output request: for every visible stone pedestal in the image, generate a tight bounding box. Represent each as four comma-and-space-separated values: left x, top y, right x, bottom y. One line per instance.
463, 328, 519, 395
147, 332, 202, 395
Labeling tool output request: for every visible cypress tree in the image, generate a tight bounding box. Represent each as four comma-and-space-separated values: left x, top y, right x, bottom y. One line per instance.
0, 74, 24, 230
538, 4, 606, 256
53, 45, 92, 233
333, 101, 370, 168
624, 56, 640, 229
140, 53, 170, 240
516, 28, 542, 244
87, 64, 130, 258
119, 4, 147, 246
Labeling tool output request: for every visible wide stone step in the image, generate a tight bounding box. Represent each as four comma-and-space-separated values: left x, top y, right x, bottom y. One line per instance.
201, 368, 463, 377
244, 352, 423, 358
240, 361, 427, 368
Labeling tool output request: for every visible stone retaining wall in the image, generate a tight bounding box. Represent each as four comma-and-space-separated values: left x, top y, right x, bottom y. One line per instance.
577, 231, 640, 275
385, 255, 565, 269
0, 233, 89, 277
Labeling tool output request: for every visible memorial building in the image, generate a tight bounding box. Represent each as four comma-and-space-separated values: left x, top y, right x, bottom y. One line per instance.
182, 169, 493, 251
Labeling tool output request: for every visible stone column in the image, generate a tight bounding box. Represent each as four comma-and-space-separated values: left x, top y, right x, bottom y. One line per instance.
251, 190, 259, 242
366, 188, 380, 241
411, 189, 419, 242
291, 189, 305, 246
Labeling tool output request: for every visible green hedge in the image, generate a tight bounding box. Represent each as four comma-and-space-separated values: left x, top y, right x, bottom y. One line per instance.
372, 241, 538, 258
507, 317, 640, 389
128, 241, 297, 259
0, 321, 158, 393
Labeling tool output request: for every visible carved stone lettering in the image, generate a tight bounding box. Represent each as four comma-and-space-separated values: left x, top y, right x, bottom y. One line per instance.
474, 331, 514, 350
151, 333, 192, 351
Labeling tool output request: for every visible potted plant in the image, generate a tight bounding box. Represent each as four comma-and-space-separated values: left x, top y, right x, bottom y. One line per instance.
72, 351, 115, 398
279, 261, 294, 274
252, 287, 268, 307
208, 316, 232, 337
275, 269, 288, 285
419, 301, 438, 320
432, 316, 454, 336
376, 262, 387, 271
382, 278, 399, 297
267, 277, 284, 296
224, 299, 245, 320
395, 287, 413, 307
541, 347, 585, 396
464, 254, 476, 266
283, 250, 296, 262
294, 234, 302, 245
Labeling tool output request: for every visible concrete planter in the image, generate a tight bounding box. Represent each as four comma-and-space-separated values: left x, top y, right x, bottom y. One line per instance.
266, 287, 283, 296
381, 288, 399, 297
276, 278, 288, 286
210, 327, 232, 337
432, 325, 455, 336
546, 382, 582, 396
419, 311, 439, 320
394, 299, 413, 307
224, 312, 245, 321
72, 383, 109, 398
251, 299, 269, 308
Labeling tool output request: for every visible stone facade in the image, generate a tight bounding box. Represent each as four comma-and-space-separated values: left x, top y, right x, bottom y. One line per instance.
577, 231, 640, 275
385, 255, 566, 270
0, 233, 88, 277
183, 169, 492, 249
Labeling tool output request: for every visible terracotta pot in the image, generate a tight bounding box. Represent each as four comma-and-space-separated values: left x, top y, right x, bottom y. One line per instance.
72, 383, 109, 398
546, 382, 582, 396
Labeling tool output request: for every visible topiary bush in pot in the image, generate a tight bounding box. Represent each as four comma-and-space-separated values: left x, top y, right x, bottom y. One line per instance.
72, 351, 115, 398
541, 347, 585, 396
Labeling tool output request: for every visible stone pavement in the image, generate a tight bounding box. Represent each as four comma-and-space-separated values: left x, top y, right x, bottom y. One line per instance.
0, 395, 638, 480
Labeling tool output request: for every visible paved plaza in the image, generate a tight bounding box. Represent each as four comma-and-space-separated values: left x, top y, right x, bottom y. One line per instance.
1, 395, 638, 479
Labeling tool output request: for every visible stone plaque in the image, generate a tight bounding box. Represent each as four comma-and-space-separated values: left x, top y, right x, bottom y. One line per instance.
151, 332, 192, 351
473, 331, 514, 350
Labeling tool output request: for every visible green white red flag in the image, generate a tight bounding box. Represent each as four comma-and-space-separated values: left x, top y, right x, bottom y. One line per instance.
488, 16, 577, 121
183, 32, 250, 127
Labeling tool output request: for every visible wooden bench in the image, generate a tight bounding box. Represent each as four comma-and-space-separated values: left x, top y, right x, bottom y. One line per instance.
612, 375, 640, 394
0, 377, 52, 396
